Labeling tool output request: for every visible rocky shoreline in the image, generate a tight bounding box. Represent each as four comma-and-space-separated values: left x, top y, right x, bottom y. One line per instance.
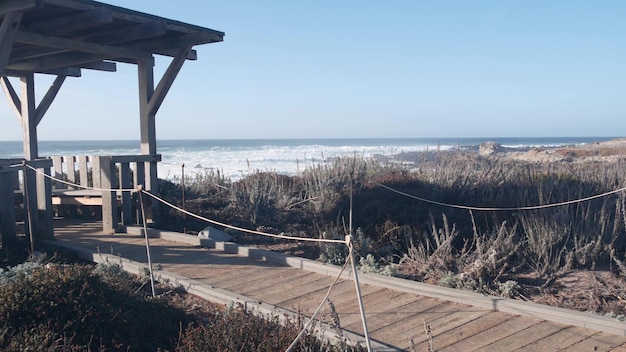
382, 137, 626, 165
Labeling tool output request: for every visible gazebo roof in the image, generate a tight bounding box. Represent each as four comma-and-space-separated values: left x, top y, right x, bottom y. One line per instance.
1, 0, 225, 77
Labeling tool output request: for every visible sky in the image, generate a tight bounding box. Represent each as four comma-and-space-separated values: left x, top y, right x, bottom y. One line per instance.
1, 1, 625, 140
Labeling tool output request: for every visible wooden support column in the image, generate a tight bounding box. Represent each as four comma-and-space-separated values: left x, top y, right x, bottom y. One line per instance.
20, 73, 37, 160
138, 57, 158, 223
0, 169, 18, 247
36, 165, 53, 239
120, 162, 132, 226
1, 73, 66, 241
137, 48, 192, 225
133, 161, 145, 225
95, 156, 117, 234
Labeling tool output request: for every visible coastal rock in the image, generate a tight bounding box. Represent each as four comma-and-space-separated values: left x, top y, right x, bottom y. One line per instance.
479, 142, 503, 156
198, 226, 232, 242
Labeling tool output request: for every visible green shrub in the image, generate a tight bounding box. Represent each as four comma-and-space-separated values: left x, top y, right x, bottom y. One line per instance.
176, 304, 365, 352
0, 264, 188, 351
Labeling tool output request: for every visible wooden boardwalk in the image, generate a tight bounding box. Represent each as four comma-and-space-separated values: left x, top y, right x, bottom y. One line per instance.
48, 220, 626, 351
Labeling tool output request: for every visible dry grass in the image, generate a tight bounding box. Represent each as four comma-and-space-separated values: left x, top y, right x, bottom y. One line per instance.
160, 147, 626, 314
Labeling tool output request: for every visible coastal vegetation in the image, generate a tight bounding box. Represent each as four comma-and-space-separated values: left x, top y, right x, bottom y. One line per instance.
159, 142, 626, 316
4, 141, 624, 349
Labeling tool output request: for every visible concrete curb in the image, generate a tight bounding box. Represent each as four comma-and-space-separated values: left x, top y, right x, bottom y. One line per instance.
125, 226, 626, 337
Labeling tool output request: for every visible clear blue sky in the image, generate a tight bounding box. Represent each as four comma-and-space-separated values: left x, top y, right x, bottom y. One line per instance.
1, 1, 624, 140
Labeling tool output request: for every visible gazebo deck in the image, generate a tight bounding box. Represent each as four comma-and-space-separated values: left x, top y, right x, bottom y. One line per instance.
48, 219, 626, 352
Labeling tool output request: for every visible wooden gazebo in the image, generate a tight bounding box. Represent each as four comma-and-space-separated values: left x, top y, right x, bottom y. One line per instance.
0, 0, 224, 246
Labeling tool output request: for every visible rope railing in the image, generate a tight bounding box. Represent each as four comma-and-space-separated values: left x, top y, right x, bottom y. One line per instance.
23, 162, 345, 244
379, 183, 626, 211
22, 163, 138, 193
21, 161, 626, 352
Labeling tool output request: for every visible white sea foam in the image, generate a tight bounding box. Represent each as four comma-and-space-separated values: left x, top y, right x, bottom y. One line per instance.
0, 137, 616, 182
158, 143, 435, 181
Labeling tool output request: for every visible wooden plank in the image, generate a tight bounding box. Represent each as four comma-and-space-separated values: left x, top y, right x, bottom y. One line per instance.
207, 266, 288, 289
51, 197, 102, 206
119, 162, 132, 225
430, 311, 514, 350
65, 155, 76, 188
52, 155, 64, 189
277, 278, 357, 313
258, 275, 341, 307
480, 320, 566, 351
92, 156, 101, 188
343, 291, 422, 332
98, 156, 117, 234
374, 301, 479, 348
610, 343, 626, 352
225, 268, 306, 294
443, 315, 538, 351
565, 332, 626, 351
111, 154, 161, 163
337, 289, 415, 330
252, 271, 338, 299
78, 155, 89, 187
133, 161, 145, 222
36, 166, 53, 239
516, 326, 597, 351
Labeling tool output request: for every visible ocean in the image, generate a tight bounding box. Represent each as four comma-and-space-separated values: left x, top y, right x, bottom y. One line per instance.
0, 137, 618, 181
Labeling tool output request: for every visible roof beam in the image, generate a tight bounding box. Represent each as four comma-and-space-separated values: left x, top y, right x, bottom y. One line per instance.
8, 51, 129, 71
25, 7, 113, 36
0, 12, 22, 74
44, 0, 225, 37
130, 31, 223, 52
14, 30, 153, 59
84, 20, 167, 44
3, 67, 81, 77
10, 21, 167, 62
79, 60, 116, 72
0, 0, 43, 14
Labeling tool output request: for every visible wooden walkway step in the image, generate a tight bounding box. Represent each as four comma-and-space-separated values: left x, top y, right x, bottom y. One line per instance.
47, 220, 626, 351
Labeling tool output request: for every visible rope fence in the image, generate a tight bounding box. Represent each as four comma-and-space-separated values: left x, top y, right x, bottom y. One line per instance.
379, 183, 626, 211
16, 160, 626, 352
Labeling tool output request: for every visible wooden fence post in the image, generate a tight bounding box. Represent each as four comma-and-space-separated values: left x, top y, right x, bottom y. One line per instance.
96, 156, 118, 234
0, 168, 17, 247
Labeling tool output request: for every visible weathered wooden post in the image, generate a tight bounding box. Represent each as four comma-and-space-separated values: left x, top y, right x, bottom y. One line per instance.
95, 156, 118, 234
119, 159, 133, 226
35, 160, 53, 240
0, 162, 18, 247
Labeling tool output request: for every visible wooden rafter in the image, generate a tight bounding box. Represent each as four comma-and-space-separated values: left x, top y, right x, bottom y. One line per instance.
0, 0, 43, 15
1, 74, 67, 127
0, 12, 22, 74
148, 45, 192, 116
1, 75, 21, 118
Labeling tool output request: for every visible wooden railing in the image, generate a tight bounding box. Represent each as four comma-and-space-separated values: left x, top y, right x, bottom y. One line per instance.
0, 158, 53, 247
50, 154, 161, 234
0, 154, 161, 242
